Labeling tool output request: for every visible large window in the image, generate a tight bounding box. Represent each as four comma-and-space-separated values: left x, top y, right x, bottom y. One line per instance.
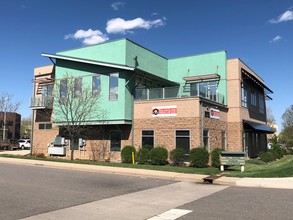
259, 94, 265, 114
110, 131, 121, 151
74, 77, 82, 98
176, 130, 190, 154
241, 84, 247, 107
60, 79, 67, 99
251, 90, 257, 106
92, 75, 101, 96
142, 130, 154, 147
203, 129, 209, 152
109, 73, 119, 100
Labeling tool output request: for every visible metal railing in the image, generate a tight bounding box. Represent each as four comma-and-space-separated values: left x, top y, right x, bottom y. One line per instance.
135, 86, 225, 104
30, 96, 53, 109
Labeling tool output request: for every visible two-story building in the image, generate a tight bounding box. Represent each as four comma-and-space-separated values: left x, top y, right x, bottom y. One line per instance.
30, 38, 274, 160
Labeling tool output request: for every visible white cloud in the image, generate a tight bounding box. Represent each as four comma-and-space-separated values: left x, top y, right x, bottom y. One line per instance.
270, 35, 282, 43
111, 2, 124, 11
106, 17, 165, 34
269, 10, 293, 24
65, 29, 109, 45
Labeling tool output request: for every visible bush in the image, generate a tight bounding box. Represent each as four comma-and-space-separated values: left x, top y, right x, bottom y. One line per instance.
272, 144, 283, 159
211, 148, 222, 168
136, 148, 150, 164
149, 147, 168, 165
121, 145, 136, 163
142, 145, 154, 151
189, 148, 209, 168
259, 151, 275, 163
169, 148, 186, 166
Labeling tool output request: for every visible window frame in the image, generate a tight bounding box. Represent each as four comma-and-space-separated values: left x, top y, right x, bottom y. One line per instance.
251, 90, 257, 106
74, 77, 83, 98
92, 74, 101, 96
175, 130, 190, 155
241, 84, 248, 107
110, 130, 121, 152
38, 123, 52, 130
141, 130, 154, 148
203, 129, 210, 152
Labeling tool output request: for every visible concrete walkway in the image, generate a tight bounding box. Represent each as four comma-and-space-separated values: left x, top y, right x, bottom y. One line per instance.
0, 155, 292, 190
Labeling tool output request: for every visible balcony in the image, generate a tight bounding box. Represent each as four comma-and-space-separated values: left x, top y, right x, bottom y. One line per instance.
30, 96, 53, 109
135, 85, 225, 104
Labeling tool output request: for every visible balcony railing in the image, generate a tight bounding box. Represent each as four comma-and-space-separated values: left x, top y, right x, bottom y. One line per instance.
30, 96, 53, 109
135, 86, 225, 104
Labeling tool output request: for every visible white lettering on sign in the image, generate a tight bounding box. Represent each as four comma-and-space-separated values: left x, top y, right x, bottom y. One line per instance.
152, 106, 177, 117
210, 108, 220, 119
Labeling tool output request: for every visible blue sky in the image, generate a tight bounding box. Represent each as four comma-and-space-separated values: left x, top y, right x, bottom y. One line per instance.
0, 0, 292, 131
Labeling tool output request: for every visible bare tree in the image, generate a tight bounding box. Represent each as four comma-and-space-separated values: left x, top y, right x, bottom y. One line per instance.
282, 105, 293, 128
266, 106, 276, 125
53, 73, 107, 160
0, 93, 21, 112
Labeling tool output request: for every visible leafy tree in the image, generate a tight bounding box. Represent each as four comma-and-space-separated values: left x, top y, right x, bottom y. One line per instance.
20, 116, 32, 139
282, 105, 293, 128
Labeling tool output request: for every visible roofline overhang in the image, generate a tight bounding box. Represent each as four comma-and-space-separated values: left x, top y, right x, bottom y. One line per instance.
42, 53, 135, 71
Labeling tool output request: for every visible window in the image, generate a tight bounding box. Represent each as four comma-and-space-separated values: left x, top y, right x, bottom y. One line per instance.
251, 90, 257, 106
110, 131, 121, 151
203, 129, 209, 152
39, 123, 52, 130
42, 84, 53, 97
241, 84, 247, 107
60, 79, 68, 99
109, 73, 119, 100
259, 94, 265, 114
92, 75, 101, 96
142, 130, 154, 148
176, 130, 190, 154
221, 131, 227, 150
74, 78, 82, 98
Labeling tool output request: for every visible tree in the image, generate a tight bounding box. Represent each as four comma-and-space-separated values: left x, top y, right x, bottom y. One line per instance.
53, 73, 106, 160
0, 93, 21, 112
266, 107, 276, 125
20, 116, 32, 139
282, 105, 293, 128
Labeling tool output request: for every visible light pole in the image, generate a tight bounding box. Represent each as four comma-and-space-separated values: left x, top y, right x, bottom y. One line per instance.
2, 97, 9, 141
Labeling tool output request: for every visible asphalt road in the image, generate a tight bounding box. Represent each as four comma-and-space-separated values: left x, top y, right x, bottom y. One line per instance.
1, 162, 293, 220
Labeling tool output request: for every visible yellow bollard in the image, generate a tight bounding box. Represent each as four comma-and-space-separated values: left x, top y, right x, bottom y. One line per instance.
132, 151, 135, 165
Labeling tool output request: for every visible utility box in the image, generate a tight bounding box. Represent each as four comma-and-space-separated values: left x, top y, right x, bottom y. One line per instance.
220, 152, 245, 172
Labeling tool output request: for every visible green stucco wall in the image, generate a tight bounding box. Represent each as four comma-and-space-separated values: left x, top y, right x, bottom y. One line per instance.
53, 60, 133, 123
168, 51, 227, 104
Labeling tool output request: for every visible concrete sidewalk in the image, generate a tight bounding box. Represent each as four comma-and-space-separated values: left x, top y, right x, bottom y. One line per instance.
0, 156, 292, 190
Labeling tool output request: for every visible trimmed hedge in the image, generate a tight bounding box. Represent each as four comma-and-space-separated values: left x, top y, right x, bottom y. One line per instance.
190, 148, 209, 168
169, 148, 185, 166
142, 145, 154, 151
136, 148, 150, 164
259, 151, 275, 163
149, 147, 168, 165
121, 145, 136, 163
211, 148, 222, 168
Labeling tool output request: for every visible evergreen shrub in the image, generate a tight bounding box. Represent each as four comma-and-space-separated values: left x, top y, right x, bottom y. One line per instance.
169, 148, 185, 166
211, 148, 222, 168
136, 148, 150, 164
189, 148, 209, 168
121, 145, 136, 163
149, 147, 168, 165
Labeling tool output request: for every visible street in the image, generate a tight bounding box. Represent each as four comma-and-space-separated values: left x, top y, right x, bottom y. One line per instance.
0, 162, 292, 220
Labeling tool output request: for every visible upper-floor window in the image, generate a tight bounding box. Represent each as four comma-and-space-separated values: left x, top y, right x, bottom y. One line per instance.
241, 84, 247, 107
259, 94, 265, 114
42, 84, 53, 97
251, 90, 257, 106
109, 73, 119, 100
60, 79, 68, 100
92, 74, 101, 96
74, 78, 82, 98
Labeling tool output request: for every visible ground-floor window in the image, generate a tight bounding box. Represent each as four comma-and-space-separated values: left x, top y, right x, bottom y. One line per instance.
203, 129, 209, 152
110, 131, 121, 151
141, 130, 154, 148
38, 123, 52, 130
175, 130, 190, 154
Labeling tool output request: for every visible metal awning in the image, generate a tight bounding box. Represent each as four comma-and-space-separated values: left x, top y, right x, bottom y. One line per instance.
183, 73, 220, 83
244, 120, 275, 134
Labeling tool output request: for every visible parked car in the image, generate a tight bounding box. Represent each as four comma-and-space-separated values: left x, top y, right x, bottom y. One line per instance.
18, 139, 31, 150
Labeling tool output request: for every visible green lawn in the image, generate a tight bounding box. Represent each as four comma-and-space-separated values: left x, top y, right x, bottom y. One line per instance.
1, 154, 293, 178
226, 155, 293, 178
